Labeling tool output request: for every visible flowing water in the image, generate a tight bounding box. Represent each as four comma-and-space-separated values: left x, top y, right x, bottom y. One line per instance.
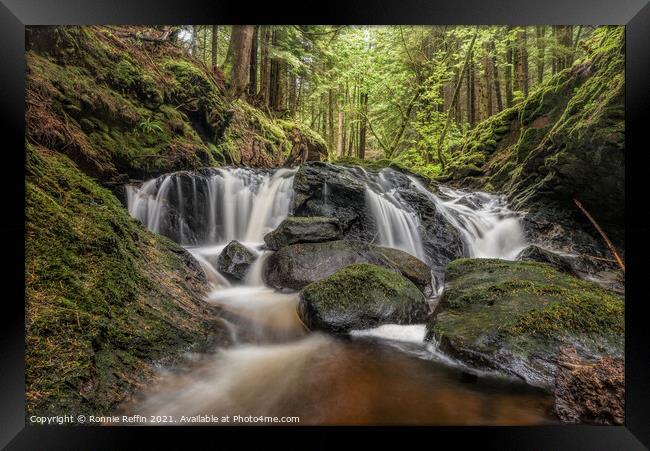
123, 165, 553, 425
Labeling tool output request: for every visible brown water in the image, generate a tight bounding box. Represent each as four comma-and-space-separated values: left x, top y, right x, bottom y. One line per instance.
122, 286, 555, 425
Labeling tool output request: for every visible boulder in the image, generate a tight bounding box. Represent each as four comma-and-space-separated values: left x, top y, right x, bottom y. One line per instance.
426, 258, 624, 389
263, 240, 432, 292
298, 263, 429, 333
264, 216, 341, 250
516, 244, 574, 274
217, 240, 257, 280
554, 346, 624, 425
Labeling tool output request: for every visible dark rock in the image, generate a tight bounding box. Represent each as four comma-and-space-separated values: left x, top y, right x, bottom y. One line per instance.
298, 263, 429, 333
291, 162, 464, 273
263, 240, 432, 292
427, 258, 624, 389
217, 240, 257, 280
264, 216, 341, 250
516, 244, 574, 274
554, 346, 624, 425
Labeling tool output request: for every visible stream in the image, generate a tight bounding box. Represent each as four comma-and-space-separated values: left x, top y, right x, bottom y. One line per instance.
122, 165, 553, 425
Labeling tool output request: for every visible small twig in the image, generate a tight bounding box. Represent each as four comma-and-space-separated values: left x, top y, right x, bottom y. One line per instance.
580, 254, 617, 264
574, 198, 625, 273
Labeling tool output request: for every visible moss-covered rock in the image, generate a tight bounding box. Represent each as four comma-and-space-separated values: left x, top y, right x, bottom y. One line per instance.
264, 216, 341, 250
216, 240, 257, 281
298, 263, 428, 333
25, 144, 230, 417
426, 258, 624, 389
263, 240, 432, 292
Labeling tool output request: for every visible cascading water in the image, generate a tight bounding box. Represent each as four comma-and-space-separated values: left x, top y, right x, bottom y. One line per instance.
408, 179, 526, 260
126, 167, 296, 246
364, 170, 426, 261
122, 164, 551, 425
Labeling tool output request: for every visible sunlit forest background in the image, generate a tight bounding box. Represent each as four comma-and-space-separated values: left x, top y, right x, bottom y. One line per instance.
180, 25, 594, 176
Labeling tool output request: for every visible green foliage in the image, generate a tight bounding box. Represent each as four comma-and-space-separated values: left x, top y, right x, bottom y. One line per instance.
137, 116, 165, 134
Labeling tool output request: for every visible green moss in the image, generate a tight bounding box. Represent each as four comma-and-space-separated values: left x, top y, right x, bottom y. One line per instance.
431, 258, 624, 358
25, 144, 221, 416
302, 263, 419, 309
299, 263, 427, 332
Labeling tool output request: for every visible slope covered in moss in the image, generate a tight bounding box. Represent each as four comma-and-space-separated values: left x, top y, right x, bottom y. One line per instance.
25, 26, 327, 181
25, 143, 232, 416
441, 26, 624, 246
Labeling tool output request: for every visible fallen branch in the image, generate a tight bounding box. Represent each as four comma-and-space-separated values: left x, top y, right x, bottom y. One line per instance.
573, 198, 625, 273
114, 26, 175, 43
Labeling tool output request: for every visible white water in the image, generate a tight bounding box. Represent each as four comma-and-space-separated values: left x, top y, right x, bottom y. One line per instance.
126, 167, 296, 246
405, 175, 526, 260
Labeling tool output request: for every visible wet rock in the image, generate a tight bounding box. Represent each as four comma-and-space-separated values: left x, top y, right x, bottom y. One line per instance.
516, 245, 574, 274
291, 162, 371, 240
298, 263, 429, 333
217, 240, 257, 280
426, 258, 624, 389
264, 216, 341, 250
554, 346, 624, 425
263, 240, 432, 292
291, 162, 464, 272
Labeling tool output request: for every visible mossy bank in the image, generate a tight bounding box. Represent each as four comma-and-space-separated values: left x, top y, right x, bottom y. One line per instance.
26, 144, 232, 416
440, 26, 625, 254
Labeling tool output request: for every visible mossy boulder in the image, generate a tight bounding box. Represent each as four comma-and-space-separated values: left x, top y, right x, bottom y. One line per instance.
426, 258, 624, 389
263, 216, 341, 250
298, 263, 429, 333
216, 240, 257, 281
263, 240, 432, 292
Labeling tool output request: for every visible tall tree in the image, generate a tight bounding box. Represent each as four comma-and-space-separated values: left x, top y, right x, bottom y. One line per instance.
434, 26, 479, 168
248, 26, 259, 98
259, 26, 271, 104
536, 25, 546, 84
505, 26, 514, 108
211, 25, 218, 71
229, 25, 256, 99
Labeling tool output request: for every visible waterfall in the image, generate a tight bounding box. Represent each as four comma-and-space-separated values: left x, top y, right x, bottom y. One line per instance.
126, 167, 296, 246
362, 170, 426, 260
408, 180, 526, 260
362, 168, 526, 264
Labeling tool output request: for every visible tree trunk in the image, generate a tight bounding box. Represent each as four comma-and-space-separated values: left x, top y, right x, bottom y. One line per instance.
489, 40, 503, 112
229, 25, 255, 99
359, 92, 368, 159
211, 25, 218, 71
192, 25, 199, 57
248, 26, 259, 98
259, 26, 271, 103
536, 25, 545, 84
328, 89, 335, 150
505, 27, 513, 107
468, 53, 476, 127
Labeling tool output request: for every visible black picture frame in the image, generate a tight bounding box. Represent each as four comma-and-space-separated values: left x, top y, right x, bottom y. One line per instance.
1, 0, 648, 448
